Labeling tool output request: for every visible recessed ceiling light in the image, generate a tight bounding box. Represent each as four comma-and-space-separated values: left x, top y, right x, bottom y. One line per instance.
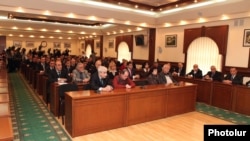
12, 26, 18, 30
26, 27, 33, 30
41, 28, 47, 32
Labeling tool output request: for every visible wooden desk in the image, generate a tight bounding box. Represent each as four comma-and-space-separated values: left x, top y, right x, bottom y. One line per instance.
0, 117, 13, 141
41, 76, 48, 103
0, 79, 7, 83
50, 82, 89, 116
0, 83, 8, 88
0, 88, 8, 94
0, 94, 9, 103
0, 103, 10, 117
65, 83, 197, 137
36, 73, 44, 95
212, 82, 234, 110
232, 85, 250, 115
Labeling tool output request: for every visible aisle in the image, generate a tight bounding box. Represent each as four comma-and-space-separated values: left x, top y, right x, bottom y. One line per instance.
9, 72, 72, 141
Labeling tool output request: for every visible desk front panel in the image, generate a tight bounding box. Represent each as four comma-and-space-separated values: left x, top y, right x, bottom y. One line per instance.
67, 94, 126, 137
65, 83, 197, 137
166, 86, 197, 117
127, 89, 166, 125
212, 82, 234, 110
233, 86, 250, 115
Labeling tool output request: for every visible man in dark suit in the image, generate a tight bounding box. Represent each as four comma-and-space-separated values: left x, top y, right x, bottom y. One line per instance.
186, 64, 203, 79
126, 61, 139, 79
223, 67, 243, 85
36, 56, 47, 73
158, 63, 177, 84
172, 62, 186, 77
90, 66, 113, 92
48, 60, 71, 84
203, 65, 222, 81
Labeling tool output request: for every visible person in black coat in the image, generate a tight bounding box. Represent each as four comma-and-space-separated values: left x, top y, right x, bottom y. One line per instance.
203, 65, 223, 82
186, 64, 203, 79
90, 66, 113, 92
172, 62, 186, 77
48, 60, 71, 84
223, 67, 243, 85
158, 63, 177, 84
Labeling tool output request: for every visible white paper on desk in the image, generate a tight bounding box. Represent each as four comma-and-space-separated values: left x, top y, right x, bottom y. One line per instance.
58, 82, 68, 85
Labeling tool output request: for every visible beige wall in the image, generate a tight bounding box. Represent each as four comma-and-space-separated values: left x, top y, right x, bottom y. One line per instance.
5, 18, 250, 68
6, 37, 81, 56
155, 17, 250, 68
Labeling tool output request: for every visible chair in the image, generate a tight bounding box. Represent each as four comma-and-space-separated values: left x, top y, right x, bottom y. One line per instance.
58, 83, 78, 125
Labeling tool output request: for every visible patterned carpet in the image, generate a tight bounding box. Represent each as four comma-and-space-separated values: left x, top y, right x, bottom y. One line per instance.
196, 102, 250, 124
9, 72, 72, 141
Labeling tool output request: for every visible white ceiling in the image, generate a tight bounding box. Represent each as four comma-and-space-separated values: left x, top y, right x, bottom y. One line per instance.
0, 0, 249, 40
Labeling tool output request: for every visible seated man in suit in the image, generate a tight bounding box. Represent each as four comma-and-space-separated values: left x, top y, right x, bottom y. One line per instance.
113, 69, 136, 88
90, 66, 113, 92
203, 65, 222, 81
36, 56, 47, 73
48, 60, 71, 84
147, 68, 159, 85
72, 62, 90, 83
223, 67, 243, 85
172, 62, 186, 77
126, 61, 140, 79
158, 63, 177, 84
186, 64, 203, 79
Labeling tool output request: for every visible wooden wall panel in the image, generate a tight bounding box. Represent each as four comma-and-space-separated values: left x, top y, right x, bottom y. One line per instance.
115, 35, 133, 53
0, 36, 6, 51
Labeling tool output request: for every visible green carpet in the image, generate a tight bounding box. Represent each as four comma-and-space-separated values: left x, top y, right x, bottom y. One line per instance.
9, 72, 72, 141
196, 102, 250, 124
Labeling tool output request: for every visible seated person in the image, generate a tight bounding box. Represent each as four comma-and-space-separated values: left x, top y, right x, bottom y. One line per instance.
113, 69, 136, 89
48, 60, 71, 83
172, 62, 186, 77
107, 61, 118, 79
186, 64, 203, 79
147, 68, 159, 85
126, 61, 140, 79
223, 67, 243, 85
140, 62, 151, 78
90, 66, 113, 92
203, 65, 222, 81
72, 62, 90, 83
158, 63, 177, 84
150, 61, 162, 73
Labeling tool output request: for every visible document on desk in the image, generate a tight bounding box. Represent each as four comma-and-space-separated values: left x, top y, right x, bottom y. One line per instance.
57, 82, 68, 85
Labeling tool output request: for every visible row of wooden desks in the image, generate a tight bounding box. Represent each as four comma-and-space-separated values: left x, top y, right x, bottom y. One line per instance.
64, 83, 197, 137
175, 76, 250, 115
0, 69, 13, 141
50, 82, 89, 116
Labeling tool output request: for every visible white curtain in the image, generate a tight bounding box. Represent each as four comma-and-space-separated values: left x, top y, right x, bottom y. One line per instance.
186, 37, 222, 75
86, 44, 92, 58
117, 42, 131, 62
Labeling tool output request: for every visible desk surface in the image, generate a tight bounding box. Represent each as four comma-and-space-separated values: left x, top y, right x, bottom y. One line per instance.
0, 94, 9, 103
0, 117, 13, 141
0, 103, 10, 117
66, 82, 194, 99
0, 87, 8, 94
0, 82, 8, 88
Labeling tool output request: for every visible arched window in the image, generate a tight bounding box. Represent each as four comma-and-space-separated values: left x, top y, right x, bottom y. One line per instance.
117, 42, 131, 62
186, 37, 222, 75
86, 44, 92, 58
